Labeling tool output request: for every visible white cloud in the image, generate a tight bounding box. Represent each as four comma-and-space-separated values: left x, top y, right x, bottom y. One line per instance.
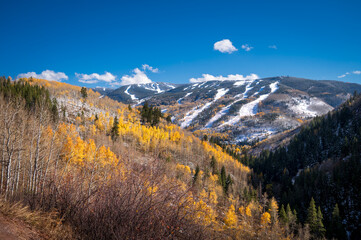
241, 44, 253, 52
214, 39, 238, 53
79, 79, 99, 84
76, 71, 116, 84
142, 64, 159, 73
17, 70, 68, 81
119, 68, 153, 86
269, 45, 277, 49
337, 70, 360, 78
190, 73, 259, 83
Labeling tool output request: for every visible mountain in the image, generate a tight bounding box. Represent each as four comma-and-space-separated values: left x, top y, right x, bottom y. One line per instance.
99, 76, 361, 144
142, 76, 361, 144
95, 82, 179, 104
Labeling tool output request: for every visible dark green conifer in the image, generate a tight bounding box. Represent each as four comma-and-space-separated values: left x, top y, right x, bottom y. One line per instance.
279, 204, 288, 224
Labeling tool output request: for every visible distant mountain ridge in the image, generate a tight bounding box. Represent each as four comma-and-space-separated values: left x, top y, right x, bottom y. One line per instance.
99, 76, 361, 143
94, 82, 179, 103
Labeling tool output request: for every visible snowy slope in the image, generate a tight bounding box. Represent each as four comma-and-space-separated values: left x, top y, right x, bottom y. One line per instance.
180, 88, 229, 128
103, 76, 361, 143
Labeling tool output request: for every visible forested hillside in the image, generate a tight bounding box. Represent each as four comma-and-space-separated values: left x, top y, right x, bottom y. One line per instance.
249, 91, 361, 239
0, 76, 314, 239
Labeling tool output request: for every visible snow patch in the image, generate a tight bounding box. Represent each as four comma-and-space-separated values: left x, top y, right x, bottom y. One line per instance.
222, 81, 279, 126
236, 128, 277, 143
205, 81, 256, 128
180, 88, 229, 128
143, 83, 164, 93
177, 92, 193, 104
124, 86, 138, 101
289, 97, 333, 118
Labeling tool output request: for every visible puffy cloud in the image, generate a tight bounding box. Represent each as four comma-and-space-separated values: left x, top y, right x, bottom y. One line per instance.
269, 45, 277, 49
112, 64, 160, 86
353, 70, 361, 74
76, 71, 116, 84
142, 64, 159, 73
120, 68, 153, 86
17, 70, 68, 81
190, 73, 259, 83
338, 74, 347, 79
241, 44, 253, 52
214, 39, 238, 53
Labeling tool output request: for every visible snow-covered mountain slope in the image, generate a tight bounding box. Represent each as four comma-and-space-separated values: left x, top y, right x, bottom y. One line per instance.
95, 82, 179, 104
141, 76, 361, 143
99, 76, 361, 143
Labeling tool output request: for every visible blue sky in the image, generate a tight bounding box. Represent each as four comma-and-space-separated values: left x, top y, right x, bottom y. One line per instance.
1, 0, 361, 87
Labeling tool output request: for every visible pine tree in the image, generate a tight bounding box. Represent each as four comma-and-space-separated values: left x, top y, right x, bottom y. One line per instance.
279, 204, 288, 224
225, 174, 232, 194
165, 115, 172, 123
210, 156, 217, 175
286, 204, 297, 231
51, 97, 59, 122
202, 135, 208, 141
306, 198, 318, 235
193, 165, 200, 185
111, 116, 120, 142
219, 166, 226, 190
316, 206, 326, 238
80, 87, 87, 100
329, 203, 346, 239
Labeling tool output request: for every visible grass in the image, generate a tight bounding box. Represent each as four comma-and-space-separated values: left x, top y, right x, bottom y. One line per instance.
0, 197, 75, 240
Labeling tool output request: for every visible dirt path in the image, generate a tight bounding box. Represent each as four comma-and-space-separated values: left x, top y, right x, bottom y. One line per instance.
0, 213, 43, 240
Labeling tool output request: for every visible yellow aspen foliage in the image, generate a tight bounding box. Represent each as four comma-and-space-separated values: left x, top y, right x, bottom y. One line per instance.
209, 174, 218, 184
239, 206, 245, 215
176, 163, 192, 175
84, 139, 97, 163
201, 141, 250, 175
107, 116, 114, 134
261, 212, 271, 226
90, 124, 97, 135
72, 137, 85, 165
147, 186, 158, 195
194, 200, 216, 226
228, 194, 236, 207
45, 125, 53, 137
199, 189, 208, 200
245, 202, 256, 217
75, 116, 82, 124
96, 146, 108, 166
105, 147, 118, 167
79, 125, 86, 134
209, 189, 218, 206
95, 112, 105, 131
224, 204, 238, 227
62, 136, 74, 160
245, 205, 252, 217
170, 131, 181, 142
